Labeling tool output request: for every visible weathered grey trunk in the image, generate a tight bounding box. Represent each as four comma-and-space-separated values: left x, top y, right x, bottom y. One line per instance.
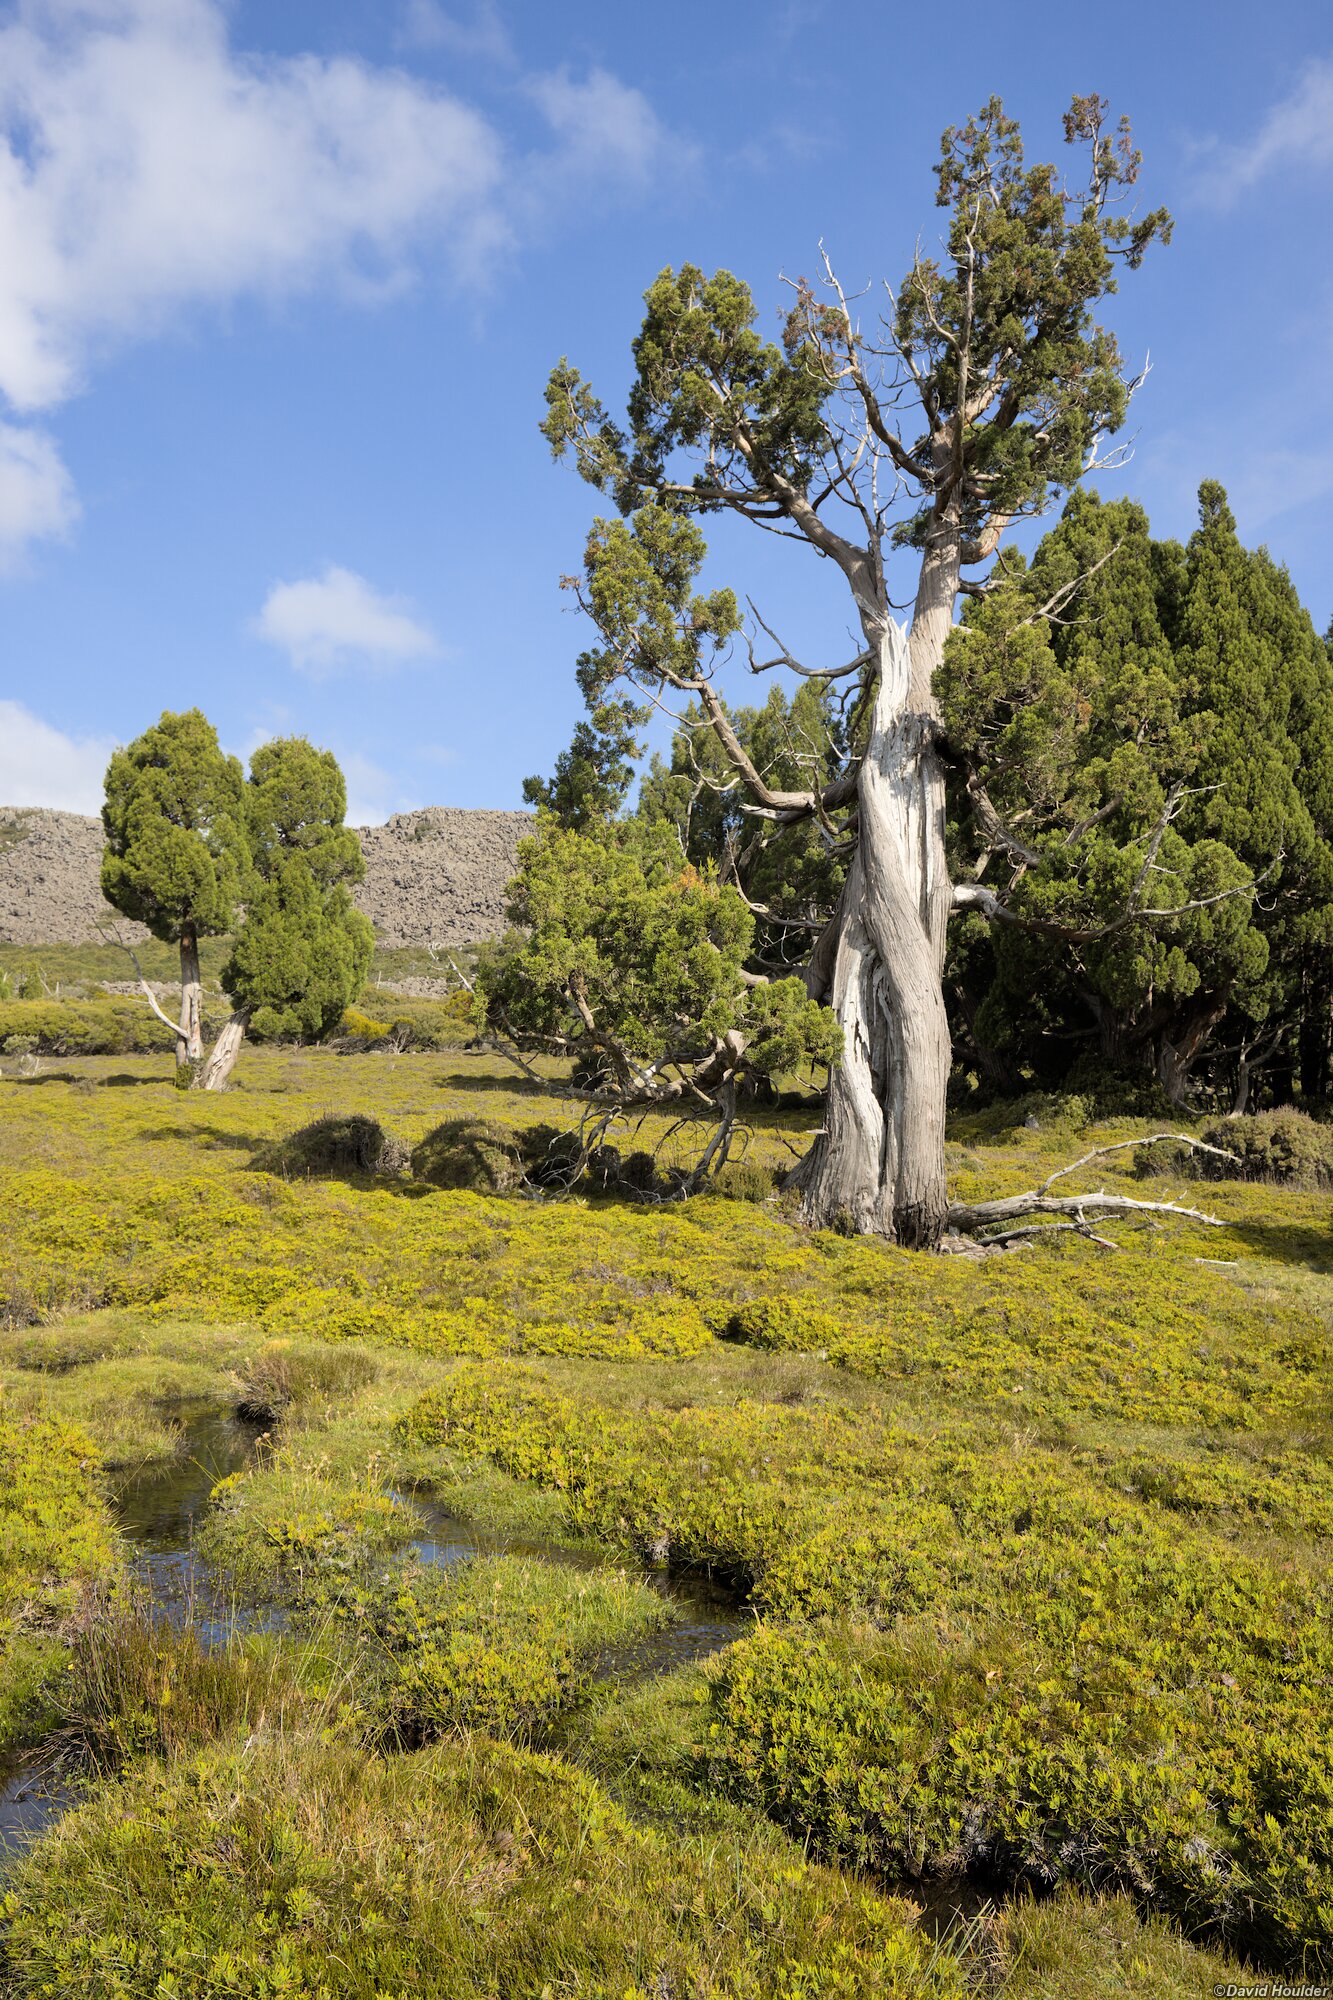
1155, 993, 1228, 1109
200, 1009, 249, 1092
178, 929, 204, 1076
792, 567, 954, 1246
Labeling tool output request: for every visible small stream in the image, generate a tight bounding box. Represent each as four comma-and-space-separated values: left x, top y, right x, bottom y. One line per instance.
114, 1406, 283, 1648
1, 1413, 1005, 1948
1, 1407, 746, 1861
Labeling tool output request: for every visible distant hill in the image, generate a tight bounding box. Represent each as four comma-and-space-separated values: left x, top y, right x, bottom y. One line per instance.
0, 804, 534, 949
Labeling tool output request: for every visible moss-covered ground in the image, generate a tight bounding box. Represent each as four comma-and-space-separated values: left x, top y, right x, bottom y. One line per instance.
1, 1045, 1327, 1994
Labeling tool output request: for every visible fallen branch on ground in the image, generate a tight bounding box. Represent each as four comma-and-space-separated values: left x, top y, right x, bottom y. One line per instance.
947, 1133, 1241, 1246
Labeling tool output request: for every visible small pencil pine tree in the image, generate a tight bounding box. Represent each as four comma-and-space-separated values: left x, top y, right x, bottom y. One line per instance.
201, 738, 372, 1090
100, 709, 249, 1078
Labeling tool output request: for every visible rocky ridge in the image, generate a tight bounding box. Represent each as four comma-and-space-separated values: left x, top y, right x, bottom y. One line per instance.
0, 805, 534, 949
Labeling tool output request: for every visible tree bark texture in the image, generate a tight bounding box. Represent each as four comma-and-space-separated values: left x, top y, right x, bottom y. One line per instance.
178, 929, 204, 1067
792, 606, 953, 1247
200, 1009, 249, 1092
1154, 992, 1228, 1107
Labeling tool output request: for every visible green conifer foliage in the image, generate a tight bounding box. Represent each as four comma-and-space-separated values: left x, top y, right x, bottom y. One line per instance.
637, 682, 847, 971
100, 709, 249, 1070
479, 815, 840, 1187
942, 484, 1333, 1105
521, 698, 646, 829
218, 738, 372, 1054
101, 709, 248, 943
222, 861, 371, 1044
245, 738, 366, 891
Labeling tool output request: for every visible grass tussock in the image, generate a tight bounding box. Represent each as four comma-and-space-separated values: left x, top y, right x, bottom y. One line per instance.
51, 1587, 350, 1775
1, 1731, 961, 1998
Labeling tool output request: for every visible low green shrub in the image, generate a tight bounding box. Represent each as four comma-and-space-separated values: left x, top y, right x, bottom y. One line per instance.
333, 993, 475, 1051
333, 1003, 392, 1048
0, 998, 194, 1058
385, 993, 476, 1050
0, 1409, 117, 1622
399, 1367, 1333, 1968
1136, 1109, 1333, 1187
721, 1295, 845, 1349
0, 1406, 119, 1756
371, 1553, 670, 1744
949, 1089, 1096, 1142
410, 1117, 527, 1192
1132, 1135, 1199, 1178
705, 1579, 1333, 1972
198, 1447, 420, 1599
1200, 1108, 1333, 1185
1062, 1055, 1180, 1120
711, 1156, 780, 1203
253, 1113, 409, 1179
517, 1121, 583, 1189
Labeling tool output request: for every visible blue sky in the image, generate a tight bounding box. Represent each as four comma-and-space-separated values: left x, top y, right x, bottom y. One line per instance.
0, 0, 1329, 824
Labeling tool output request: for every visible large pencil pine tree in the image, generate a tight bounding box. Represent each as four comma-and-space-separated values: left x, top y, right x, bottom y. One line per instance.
541, 94, 1170, 1242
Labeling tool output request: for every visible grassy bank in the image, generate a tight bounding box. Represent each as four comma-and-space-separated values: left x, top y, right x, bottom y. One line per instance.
0, 1045, 1325, 1992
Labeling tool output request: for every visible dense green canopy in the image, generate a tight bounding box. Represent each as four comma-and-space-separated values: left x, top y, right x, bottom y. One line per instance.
941, 483, 1333, 1103
221, 737, 372, 1045
245, 738, 365, 892
101, 709, 248, 944
222, 861, 371, 1044
526, 479, 1333, 1115
479, 816, 840, 1177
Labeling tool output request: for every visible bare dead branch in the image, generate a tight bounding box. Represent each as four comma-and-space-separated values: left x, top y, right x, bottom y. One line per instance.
95, 922, 186, 1047
746, 600, 873, 682
947, 1133, 1240, 1241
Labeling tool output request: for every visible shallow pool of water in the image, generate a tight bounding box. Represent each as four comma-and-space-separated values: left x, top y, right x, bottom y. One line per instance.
0, 1754, 82, 1858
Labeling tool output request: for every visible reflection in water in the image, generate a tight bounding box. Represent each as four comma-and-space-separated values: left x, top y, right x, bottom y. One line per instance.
114, 1407, 281, 1650
112, 1407, 264, 1541
0, 1757, 81, 1857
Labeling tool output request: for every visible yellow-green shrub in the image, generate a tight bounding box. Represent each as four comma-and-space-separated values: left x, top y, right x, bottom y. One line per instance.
335, 1003, 392, 1042
0, 1409, 115, 1621
372, 1553, 669, 1744
0, 998, 201, 1057
0, 1407, 118, 1755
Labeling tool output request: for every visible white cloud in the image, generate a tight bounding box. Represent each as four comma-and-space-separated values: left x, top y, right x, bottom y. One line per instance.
254, 564, 439, 675
0, 0, 507, 416
0, 699, 113, 810
523, 66, 689, 205
0, 421, 78, 566
0, 2, 693, 564
1191, 58, 1333, 206
398, 0, 514, 63
339, 749, 417, 827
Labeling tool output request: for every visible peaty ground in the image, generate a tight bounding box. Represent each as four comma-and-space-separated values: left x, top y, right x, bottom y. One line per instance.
0, 1044, 1328, 1996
